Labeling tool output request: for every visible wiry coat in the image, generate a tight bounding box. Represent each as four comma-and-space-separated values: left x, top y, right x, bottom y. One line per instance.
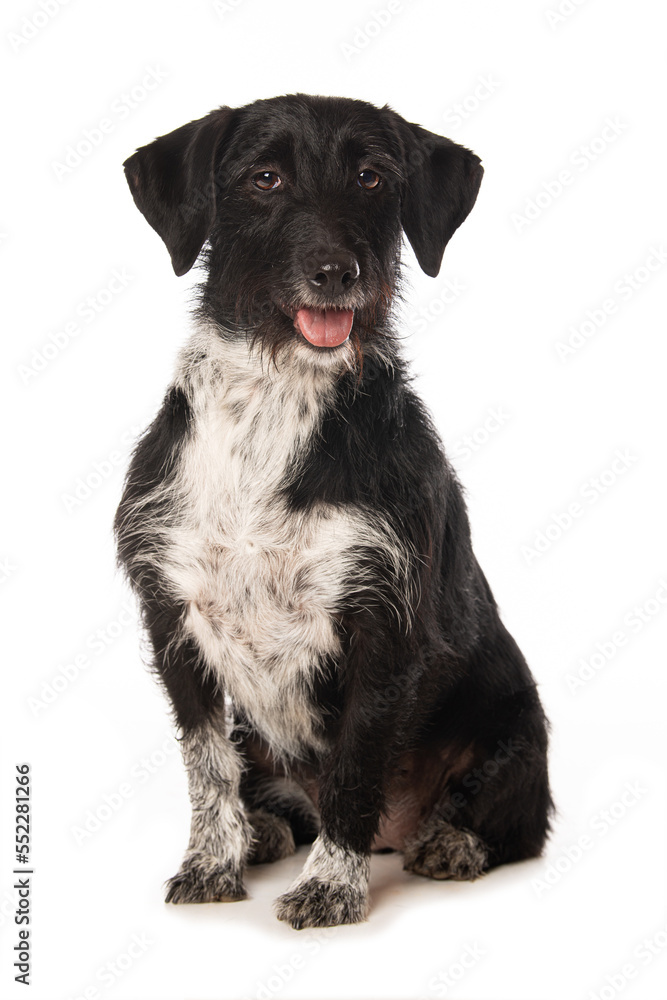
115, 94, 552, 929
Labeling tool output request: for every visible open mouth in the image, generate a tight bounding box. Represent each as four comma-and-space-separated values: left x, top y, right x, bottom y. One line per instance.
272, 297, 356, 349
294, 307, 354, 348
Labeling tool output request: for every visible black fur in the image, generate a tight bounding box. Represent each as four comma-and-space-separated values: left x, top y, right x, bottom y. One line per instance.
116, 93, 552, 927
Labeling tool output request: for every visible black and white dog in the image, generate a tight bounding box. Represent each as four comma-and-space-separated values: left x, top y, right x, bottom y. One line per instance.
116, 94, 552, 929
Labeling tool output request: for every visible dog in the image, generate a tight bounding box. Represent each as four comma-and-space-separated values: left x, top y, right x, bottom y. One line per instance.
115, 94, 553, 929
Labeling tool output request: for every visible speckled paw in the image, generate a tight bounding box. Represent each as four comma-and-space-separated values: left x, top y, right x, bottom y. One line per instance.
275, 877, 369, 929
403, 824, 487, 881
164, 852, 247, 903
247, 810, 296, 865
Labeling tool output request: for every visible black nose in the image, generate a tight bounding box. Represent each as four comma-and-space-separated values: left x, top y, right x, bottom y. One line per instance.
304, 250, 360, 297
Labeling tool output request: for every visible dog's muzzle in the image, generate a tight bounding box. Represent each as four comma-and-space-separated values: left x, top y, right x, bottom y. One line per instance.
295, 249, 360, 347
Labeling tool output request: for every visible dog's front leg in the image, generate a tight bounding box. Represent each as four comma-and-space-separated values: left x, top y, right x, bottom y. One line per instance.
165, 713, 251, 903
275, 649, 409, 929
274, 827, 370, 930
146, 620, 252, 904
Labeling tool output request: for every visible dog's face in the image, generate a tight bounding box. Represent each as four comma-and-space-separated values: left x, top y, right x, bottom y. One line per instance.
124, 94, 482, 362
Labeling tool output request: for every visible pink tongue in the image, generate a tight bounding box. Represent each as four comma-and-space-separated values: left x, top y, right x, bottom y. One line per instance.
295, 308, 354, 347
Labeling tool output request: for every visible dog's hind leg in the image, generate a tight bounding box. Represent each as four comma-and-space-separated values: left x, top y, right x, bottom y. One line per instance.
237, 729, 320, 865
403, 817, 488, 880
402, 717, 551, 882
405, 626, 553, 880
244, 778, 321, 865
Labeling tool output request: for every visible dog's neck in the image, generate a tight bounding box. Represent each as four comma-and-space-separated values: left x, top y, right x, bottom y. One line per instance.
169, 321, 348, 493
174, 320, 345, 408
174, 318, 398, 411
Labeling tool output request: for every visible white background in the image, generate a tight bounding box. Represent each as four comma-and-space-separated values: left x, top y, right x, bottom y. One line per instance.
2, 1, 666, 998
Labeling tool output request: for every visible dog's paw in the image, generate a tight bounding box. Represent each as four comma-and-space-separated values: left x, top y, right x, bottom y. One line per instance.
403, 824, 487, 881
247, 810, 296, 865
164, 851, 247, 904
274, 877, 369, 929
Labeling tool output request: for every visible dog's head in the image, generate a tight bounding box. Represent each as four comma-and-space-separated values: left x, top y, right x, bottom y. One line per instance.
124, 94, 482, 361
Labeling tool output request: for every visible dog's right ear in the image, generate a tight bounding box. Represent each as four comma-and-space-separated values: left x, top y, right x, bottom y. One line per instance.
123, 108, 237, 276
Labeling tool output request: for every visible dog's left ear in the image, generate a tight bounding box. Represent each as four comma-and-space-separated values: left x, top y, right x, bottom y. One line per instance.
398, 122, 483, 278
123, 108, 237, 276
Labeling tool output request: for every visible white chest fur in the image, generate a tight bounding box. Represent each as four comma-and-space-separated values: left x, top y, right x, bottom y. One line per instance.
157, 325, 413, 761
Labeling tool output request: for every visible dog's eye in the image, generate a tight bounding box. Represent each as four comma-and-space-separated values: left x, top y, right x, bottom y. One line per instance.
253, 171, 282, 191
358, 169, 381, 190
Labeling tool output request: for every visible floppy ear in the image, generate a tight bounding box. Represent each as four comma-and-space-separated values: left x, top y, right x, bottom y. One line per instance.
399, 123, 483, 277
123, 108, 236, 276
